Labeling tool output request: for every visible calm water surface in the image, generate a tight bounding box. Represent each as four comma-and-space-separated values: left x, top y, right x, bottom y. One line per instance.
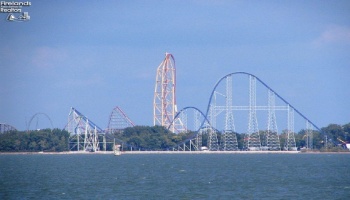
0, 153, 349, 199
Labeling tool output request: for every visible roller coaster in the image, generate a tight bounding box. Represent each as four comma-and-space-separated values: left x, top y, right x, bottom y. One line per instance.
169, 72, 319, 151
1, 113, 54, 134
63, 53, 323, 152
0, 123, 17, 134
0, 53, 329, 152
157, 54, 321, 151
26, 112, 54, 132
65, 106, 135, 152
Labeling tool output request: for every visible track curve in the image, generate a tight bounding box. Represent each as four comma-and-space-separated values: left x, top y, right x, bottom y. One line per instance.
168, 106, 211, 131
203, 72, 322, 132
27, 112, 54, 132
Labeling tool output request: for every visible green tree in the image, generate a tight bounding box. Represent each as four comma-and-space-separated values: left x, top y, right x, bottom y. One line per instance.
342, 123, 350, 142
322, 124, 345, 144
0, 129, 69, 152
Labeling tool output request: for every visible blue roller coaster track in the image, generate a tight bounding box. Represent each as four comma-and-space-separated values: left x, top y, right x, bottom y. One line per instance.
168, 71, 327, 149
203, 72, 322, 132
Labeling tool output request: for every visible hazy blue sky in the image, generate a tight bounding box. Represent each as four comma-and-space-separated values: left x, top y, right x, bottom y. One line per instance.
0, 0, 349, 131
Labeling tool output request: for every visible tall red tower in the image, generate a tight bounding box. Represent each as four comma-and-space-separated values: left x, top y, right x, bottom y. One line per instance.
153, 53, 185, 133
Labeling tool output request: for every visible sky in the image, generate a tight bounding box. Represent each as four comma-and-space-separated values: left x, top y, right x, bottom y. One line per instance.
0, 0, 349, 132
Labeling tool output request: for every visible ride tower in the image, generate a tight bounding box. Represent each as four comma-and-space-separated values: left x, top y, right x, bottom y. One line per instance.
153, 53, 185, 133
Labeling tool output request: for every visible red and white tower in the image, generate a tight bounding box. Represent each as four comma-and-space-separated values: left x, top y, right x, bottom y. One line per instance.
153, 53, 185, 133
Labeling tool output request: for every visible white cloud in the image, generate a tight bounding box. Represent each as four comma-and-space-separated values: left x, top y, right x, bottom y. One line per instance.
314, 25, 350, 46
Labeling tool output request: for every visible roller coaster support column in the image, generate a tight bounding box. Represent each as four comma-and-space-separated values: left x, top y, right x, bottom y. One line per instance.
306, 120, 313, 150
223, 75, 238, 151
267, 89, 280, 150
248, 75, 261, 150
208, 94, 219, 151
286, 105, 297, 151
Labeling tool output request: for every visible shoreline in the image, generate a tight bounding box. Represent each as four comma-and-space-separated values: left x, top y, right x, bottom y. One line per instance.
1, 151, 349, 155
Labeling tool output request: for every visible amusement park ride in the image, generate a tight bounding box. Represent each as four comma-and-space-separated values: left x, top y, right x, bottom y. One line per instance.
62, 52, 325, 152
153, 53, 185, 133
2, 53, 343, 152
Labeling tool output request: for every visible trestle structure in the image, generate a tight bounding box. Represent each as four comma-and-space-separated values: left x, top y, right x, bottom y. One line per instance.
66, 107, 106, 152
208, 127, 219, 151
266, 90, 280, 150
198, 72, 323, 151
247, 75, 261, 150
180, 110, 188, 132
222, 75, 238, 151
151, 54, 325, 151
170, 72, 320, 151
168, 106, 212, 151
153, 53, 185, 133
195, 131, 203, 151
208, 93, 219, 151
0, 123, 17, 133
285, 105, 297, 150
194, 109, 202, 131
84, 120, 100, 152
107, 106, 135, 134
306, 120, 313, 150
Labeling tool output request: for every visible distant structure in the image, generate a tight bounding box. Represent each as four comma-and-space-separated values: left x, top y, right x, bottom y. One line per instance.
66, 107, 105, 152
107, 106, 135, 134
169, 72, 323, 152
65, 106, 133, 152
0, 123, 17, 133
153, 53, 185, 133
26, 112, 54, 132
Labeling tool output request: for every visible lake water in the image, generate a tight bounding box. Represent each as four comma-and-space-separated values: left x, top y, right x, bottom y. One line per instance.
0, 153, 350, 199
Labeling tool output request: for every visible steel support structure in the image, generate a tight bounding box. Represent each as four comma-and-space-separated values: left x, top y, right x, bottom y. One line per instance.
223, 75, 238, 151
208, 95, 219, 151
208, 128, 219, 151
306, 120, 313, 150
153, 53, 185, 133
180, 110, 188, 132
285, 105, 297, 151
194, 109, 201, 131
266, 89, 281, 150
196, 131, 203, 150
190, 139, 199, 151
107, 106, 135, 134
66, 107, 105, 152
83, 120, 100, 152
247, 75, 261, 150
195, 116, 210, 151
0, 123, 17, 133
187, 71, 322, 152
169, 107, 211, 151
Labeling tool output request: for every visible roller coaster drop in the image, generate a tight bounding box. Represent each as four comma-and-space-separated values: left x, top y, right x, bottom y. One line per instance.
65, 53, 320, 152
66, 106, 135, 152
170, 71, 319, 151
160, 53, 319, 151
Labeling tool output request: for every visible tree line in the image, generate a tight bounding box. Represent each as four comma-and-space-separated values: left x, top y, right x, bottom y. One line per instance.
0, 123, 349, 152
115, 123, 350, 151
112, 125, 189, 151
0, 129, 69, 152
